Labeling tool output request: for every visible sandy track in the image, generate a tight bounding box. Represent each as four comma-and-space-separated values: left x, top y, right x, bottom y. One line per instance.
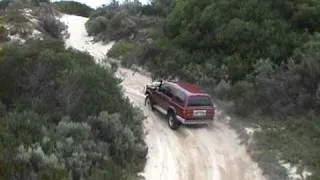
117, 69, 266, 180
60, 14, 266, 180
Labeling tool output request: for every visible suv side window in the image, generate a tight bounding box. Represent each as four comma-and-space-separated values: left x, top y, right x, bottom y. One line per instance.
172, 88, 186, 106
159, 83, 173, 97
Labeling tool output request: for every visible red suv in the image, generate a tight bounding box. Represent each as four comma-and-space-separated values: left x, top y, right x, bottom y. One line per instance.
144, 80, 215, 130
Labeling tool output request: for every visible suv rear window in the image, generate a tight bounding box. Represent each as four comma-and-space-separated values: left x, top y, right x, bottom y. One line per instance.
187, 96, 211, 106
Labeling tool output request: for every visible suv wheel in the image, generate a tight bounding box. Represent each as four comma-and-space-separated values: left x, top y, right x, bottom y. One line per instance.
145, 95, 154, 111
168, 113, 180, 130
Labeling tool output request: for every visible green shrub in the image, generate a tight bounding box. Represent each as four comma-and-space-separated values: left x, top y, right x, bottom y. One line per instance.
108, 40, 137, 58
86, 11, 137, 41
38, 14, 66, 38
0, 0, 12, 9
53, 1, 93, 17
0, 39, 147, 179
0, 24, 8, 42
86, 16, 109, 36
4, 1, 27, 24
108, 40, 144, 67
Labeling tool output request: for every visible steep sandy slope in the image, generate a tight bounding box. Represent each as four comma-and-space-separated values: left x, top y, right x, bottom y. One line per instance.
60, 14, 266, 180
61, 14, 114, 63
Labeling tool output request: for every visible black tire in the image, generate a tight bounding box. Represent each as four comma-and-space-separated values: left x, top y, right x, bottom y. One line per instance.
167, 112, 180, 130
145, 95, 155, 111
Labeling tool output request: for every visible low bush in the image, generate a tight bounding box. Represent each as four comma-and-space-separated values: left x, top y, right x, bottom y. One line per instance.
0, 39, 147, 179
86, 11, 137, 42
53, 1, 93, 17
108, 40, 144, 67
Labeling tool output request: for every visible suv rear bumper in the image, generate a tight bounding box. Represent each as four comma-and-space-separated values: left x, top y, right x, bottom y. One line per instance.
176, 115, 213, 125
151, 104, 213, 125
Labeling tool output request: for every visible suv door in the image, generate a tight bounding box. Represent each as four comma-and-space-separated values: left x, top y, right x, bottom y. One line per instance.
171, 87, 186, 116
158, 83, 173, 110
150, 86, 163, 107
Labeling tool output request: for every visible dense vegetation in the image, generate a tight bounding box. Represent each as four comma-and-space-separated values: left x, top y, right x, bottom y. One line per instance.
53, 1, 93, 17
0, 0, 12, 10
85, 0, 164, 42
0, 1, 147, 179
0, 39, 147, 180
3, 0, 66, 39
88, 0, 320, 179
0, 17, 8, 43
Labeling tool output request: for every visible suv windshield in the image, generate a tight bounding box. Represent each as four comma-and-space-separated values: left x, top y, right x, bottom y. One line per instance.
188, 96, 211, 106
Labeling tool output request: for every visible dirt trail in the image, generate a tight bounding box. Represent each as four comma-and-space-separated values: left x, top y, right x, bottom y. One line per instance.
60, 14, 266, 180
117, 68, 266, 180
